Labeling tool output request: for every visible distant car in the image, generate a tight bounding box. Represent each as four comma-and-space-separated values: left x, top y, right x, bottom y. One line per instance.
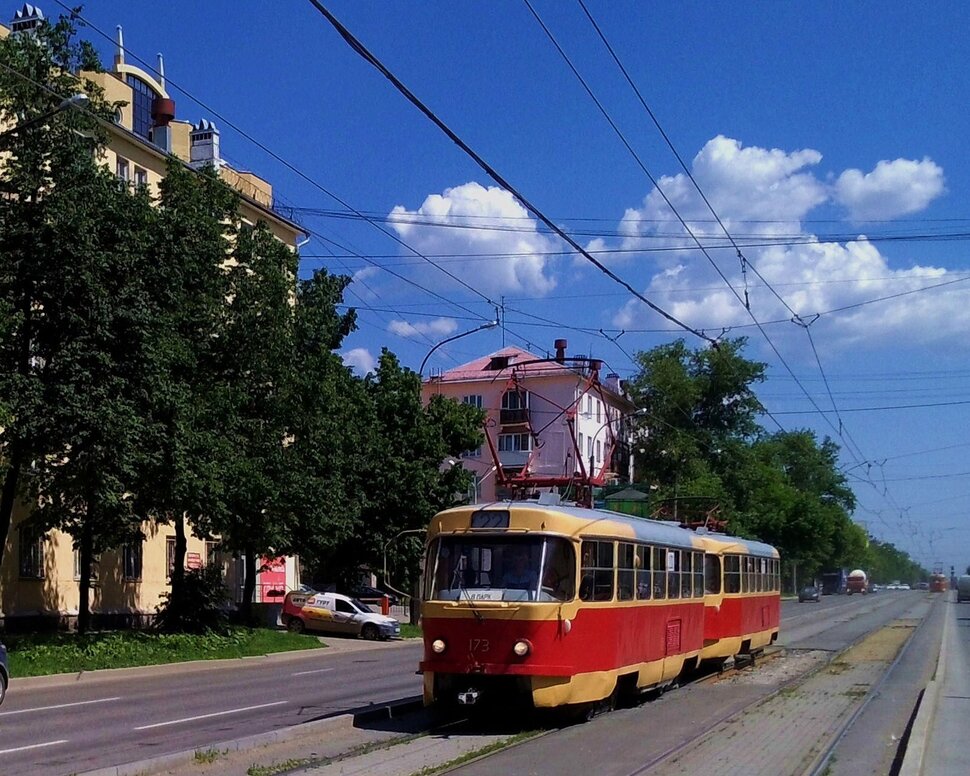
0, 640, 8, 705
349, 585, 400, 607
798, 585, 821, 603
916, 582, 930, 590
900, 583, 911, 590
282, 591, 400, 640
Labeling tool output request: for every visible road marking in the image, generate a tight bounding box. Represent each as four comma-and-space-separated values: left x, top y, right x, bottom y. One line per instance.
0, 696, 121, 717
0, 739, 69, 755
133, 700, 287, 730
291, 667, 335, 676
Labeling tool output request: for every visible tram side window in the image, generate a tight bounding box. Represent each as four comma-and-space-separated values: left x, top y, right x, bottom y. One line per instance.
724, 555, 741, 594
774, 559, 780, 591
704, 554, 721, 594
653, 547, 667, 599
681, 551, 692, 598
580, 540, 615, 601
636, 545, 652, 599
693, 551, 704, 598
667, 549, 681, 599
760, 558, 767, 592
617, 543, 635, 601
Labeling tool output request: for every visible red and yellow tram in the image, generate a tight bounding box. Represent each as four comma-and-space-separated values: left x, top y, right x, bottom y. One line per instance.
419, 502, 780, 711
694, 533, 781, 666
929, 573, 948, 593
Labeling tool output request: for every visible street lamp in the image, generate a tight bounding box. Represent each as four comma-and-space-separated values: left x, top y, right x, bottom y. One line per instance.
419, 319, 498, 376
0, 93, 90, 146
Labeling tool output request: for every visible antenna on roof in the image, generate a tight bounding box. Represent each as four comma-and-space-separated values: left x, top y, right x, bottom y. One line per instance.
115, 25, 125, 66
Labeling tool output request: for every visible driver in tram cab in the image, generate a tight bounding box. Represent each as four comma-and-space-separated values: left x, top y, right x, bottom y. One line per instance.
501, 548, 538, 592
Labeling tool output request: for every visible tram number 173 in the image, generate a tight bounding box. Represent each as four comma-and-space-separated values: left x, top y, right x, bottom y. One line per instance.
470, 639, 490, 653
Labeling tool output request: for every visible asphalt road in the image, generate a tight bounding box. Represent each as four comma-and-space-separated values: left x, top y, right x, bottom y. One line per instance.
450, 591, 933, 776
0, 638, 424, 776
0, 591, 916, 776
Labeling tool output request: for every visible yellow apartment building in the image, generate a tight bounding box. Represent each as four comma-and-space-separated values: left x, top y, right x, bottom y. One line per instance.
0, 4, 304, 628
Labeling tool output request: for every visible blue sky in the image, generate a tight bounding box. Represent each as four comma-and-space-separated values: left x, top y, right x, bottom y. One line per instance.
54, 1, 970, 574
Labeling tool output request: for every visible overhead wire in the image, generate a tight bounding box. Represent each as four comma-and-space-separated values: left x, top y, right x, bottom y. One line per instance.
305, 0, 716, 346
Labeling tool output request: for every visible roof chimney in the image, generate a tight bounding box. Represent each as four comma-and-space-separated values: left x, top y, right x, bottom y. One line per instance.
554, 339, 567, 363
10, 4, 44, 34
189, 119, 221, 170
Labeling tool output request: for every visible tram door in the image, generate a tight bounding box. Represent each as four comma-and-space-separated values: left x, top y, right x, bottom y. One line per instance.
662, 549, 684, 677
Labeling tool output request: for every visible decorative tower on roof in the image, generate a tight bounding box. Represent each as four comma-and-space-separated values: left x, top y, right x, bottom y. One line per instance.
189, 119, 221, 170
10, 3, 43, 34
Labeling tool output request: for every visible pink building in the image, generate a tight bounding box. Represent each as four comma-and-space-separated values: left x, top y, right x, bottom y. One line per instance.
422, 341, 637, 503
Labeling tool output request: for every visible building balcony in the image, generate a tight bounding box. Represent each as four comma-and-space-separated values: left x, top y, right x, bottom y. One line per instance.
498, 450, 531, 468
500, 408, 530, 426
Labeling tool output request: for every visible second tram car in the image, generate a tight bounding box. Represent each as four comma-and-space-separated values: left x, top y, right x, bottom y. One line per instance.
419, 502, 780, 712
694, 533, 781, 667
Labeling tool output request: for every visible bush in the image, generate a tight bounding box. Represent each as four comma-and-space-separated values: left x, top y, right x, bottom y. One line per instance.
155, 567, 230, 633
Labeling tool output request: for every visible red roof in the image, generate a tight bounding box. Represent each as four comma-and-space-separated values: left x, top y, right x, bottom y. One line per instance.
429, 347, 580, 382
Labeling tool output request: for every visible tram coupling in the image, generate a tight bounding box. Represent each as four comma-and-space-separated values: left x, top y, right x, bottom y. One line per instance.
457, 688, 481, 706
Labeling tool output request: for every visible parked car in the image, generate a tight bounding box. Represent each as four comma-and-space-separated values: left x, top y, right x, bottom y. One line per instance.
281, 590, 400, 640
916, 581, 930, 590
0, 640, 8, 705
798, 585, 821, 603
349, 585, 400, 607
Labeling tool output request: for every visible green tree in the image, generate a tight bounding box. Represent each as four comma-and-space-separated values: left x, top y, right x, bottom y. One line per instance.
199, 222, 298, 621
278, 270, 369, 573
0, 13, 110, 571
330, 351, 483, 619
626, 338, 766, 506
134, 160, 239, 629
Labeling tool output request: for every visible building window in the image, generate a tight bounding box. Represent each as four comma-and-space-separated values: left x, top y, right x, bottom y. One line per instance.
19, 526, 45, 579
596, 440, 602, 462
577, 432, 584, 453
586, 396, 592, 416
133, 167, 148, 187
126, 74, 156, 139
166, 536, 176, 578
461, 446, 482, 459
587, 437, 593, 459
116, 157, 130, 182
205, 540, 224, 576
596, 400, 601, 423
498, 433, 531, 452
72, 546, 100, 582
500, 390, 529, 424
123, 539, 143, 581
461, 395, 483, 408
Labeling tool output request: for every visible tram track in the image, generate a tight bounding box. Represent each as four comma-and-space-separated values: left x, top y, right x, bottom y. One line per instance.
614, 593, 937, 776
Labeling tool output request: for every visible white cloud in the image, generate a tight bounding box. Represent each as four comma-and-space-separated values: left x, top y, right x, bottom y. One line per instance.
387, 317, 458, 338
834, 157, 945, 221
389, 182, 558, 296
341, 347, 376, 376
605, 137, 970, 349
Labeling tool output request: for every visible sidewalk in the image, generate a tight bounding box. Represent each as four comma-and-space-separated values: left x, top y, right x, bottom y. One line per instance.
902, 591, 970, 774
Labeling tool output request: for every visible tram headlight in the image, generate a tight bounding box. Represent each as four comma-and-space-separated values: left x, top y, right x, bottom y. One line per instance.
432, 638, 447, 654
513, 639, 532, 657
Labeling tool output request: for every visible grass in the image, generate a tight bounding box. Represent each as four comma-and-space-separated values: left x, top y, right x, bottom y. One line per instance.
194, 748, 228, 764
247, 758, 312, 776
399, 623, 422, 639
6, 627, 325, 677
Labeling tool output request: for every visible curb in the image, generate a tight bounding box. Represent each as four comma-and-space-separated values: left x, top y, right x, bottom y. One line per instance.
898, 593, 951, 776
76, 696, 424, 776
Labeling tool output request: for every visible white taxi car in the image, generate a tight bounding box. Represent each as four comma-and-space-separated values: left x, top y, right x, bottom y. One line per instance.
281, 590, 401, 640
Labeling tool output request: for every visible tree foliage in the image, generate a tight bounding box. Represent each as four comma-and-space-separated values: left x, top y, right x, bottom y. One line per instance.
627, 337, 919, 582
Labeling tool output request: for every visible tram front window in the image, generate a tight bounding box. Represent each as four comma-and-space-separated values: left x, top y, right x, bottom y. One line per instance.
428, 536, 575, 602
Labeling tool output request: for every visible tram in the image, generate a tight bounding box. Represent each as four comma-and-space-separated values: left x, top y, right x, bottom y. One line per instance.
929, 573, 948, 593
693, 532, 781, 666
419, 501, 780, 712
